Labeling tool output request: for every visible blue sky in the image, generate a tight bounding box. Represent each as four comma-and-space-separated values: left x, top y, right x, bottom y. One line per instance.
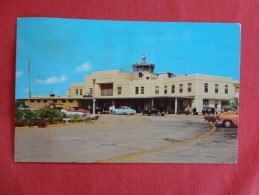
15, 18, 241, 99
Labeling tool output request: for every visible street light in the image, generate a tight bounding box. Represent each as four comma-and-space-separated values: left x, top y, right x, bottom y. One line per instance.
92, 78, 96, 116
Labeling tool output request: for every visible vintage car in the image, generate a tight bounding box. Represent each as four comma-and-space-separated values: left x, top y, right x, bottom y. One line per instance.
61, 108, 90, 116
86, 105, 110, 114
202, 107, 216, 115
113, 106, 136, 115
141, 107, 165, 116
215, 111, 238, 128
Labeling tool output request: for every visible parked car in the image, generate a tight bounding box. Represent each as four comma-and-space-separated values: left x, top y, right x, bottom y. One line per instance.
113, 106, 136, 115
141, 107, 165, 116
215, 111, 238, 128
202, 107, 216, 115
61, 108, 90, 116
86, 106, 109, 114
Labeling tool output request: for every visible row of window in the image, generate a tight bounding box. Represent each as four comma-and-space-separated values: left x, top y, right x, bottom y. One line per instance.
75, 89, 83, 95
75, 83, 231, 96
135, 86, 145, 94
30, 99, 74, 103
204, 83, 228, 94
148, 83, 228, 94
155, 83, 192, 94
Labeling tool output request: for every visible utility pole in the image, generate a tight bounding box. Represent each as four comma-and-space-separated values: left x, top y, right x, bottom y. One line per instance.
28, 58, 31, 98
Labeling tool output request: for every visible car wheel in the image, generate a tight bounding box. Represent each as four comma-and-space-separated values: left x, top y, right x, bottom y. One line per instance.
223, 120, 233, 128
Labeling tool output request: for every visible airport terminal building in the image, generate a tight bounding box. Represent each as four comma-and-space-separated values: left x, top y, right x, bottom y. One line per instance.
24, 56, 239, 113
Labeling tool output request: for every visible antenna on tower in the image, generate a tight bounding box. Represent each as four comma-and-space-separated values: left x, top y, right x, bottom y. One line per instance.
28, 57, 31, 98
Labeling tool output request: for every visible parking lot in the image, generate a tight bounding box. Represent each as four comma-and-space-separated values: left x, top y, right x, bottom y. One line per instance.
15, 114, 238, 163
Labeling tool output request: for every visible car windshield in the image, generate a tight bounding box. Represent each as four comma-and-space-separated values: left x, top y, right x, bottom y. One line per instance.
119, 106, 130, 109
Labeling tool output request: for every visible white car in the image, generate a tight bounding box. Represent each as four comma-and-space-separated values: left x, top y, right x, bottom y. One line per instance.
61, 109, 88, 116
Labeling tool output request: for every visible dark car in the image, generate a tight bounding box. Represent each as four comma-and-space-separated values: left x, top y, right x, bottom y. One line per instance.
202, 107, 216, 115
86, 106, 108, 114
141, 107, 165, 116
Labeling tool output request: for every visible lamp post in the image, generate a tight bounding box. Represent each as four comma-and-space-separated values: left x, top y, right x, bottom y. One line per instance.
92, 78, 96, 116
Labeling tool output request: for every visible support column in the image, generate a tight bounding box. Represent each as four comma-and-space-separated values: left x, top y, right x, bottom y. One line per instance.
174, 97, 178, 114
151, 98, 154, 107
192, 96, 203, 113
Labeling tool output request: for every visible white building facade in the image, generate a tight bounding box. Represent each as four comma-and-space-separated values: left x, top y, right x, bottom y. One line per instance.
66, 56, 239, 113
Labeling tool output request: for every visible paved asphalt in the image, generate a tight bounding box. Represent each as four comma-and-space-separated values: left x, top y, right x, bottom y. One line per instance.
15, 114, 238, 163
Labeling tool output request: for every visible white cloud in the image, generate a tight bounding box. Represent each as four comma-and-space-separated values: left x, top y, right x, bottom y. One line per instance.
16, 70, 23, 78
75, 62, 91, 73
35, 75, 67, 84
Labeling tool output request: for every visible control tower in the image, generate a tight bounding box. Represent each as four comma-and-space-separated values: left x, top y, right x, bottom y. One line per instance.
132, 55, 155, 73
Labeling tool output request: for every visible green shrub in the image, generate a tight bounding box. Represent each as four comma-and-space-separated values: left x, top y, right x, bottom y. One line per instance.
15, 108, 99, 127
39, 108, 63, 124
70, 115, 85, 123
15, 108, 63, 126
15, 108, 24, 120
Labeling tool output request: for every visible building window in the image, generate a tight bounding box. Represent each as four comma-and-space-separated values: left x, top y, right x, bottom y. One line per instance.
62, 99, 66, 103
141, 86, 144, 94
215, 84, 219, 93
80, 89, 83, 95
203, 99, 209, 108
53, 100, 57, 103
43, 100, 47, 103
204, 83, 208, 93
117, 87, 122, 95
30, 100, 34, 103
188, 83, 192, 92
171, 85, 175, 93
37, 100, 41, 103
69, 100, 73, 103
101, 84, 113, 96
164, 86, 168, 94
225, 85, 228, 94
89, 88, 93, 95
155, 86, 159, 94
179, 84, 183, 93
76, 89, 78, 95
135, 87, 139, 94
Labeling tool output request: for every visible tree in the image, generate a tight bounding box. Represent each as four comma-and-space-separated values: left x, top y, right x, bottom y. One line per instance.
230, 97, 239, 111
15, 99, 25, 108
